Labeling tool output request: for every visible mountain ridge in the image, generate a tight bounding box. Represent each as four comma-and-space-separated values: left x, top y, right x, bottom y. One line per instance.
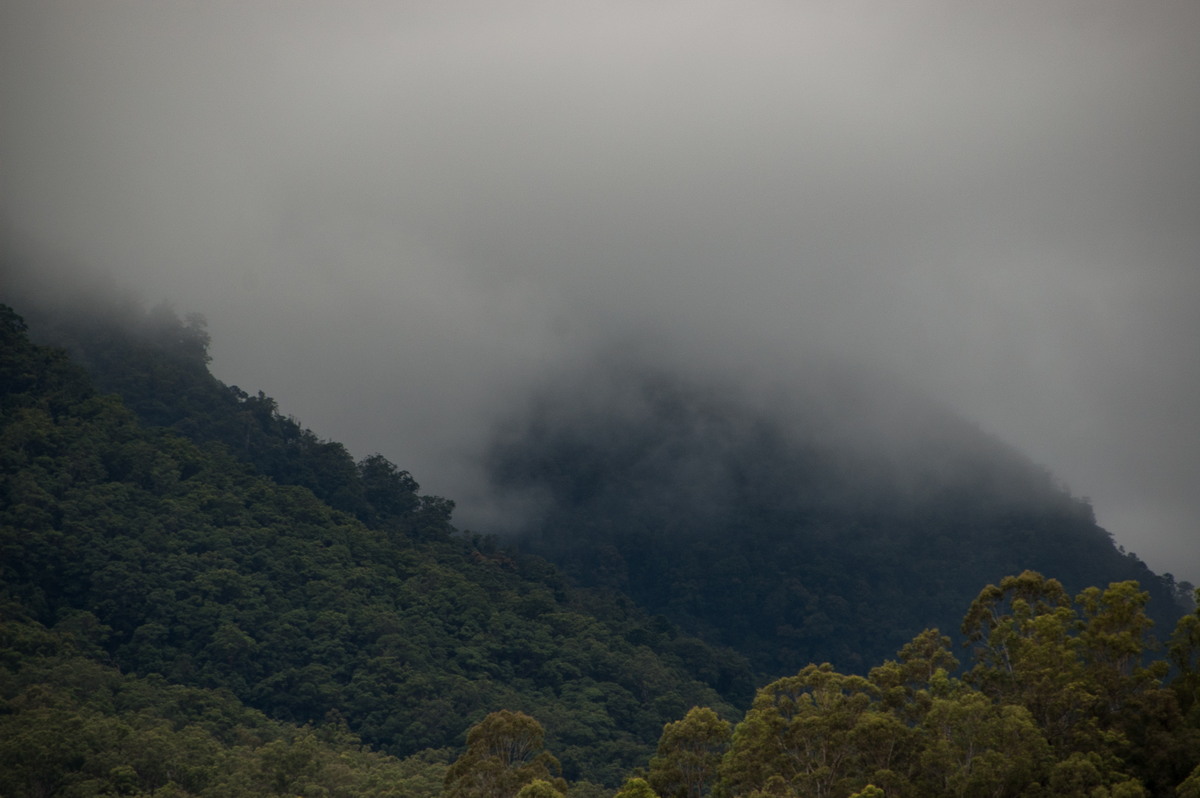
2, 278, 1195, 795
486, 358, 1185, 676
0, 299, 746, 788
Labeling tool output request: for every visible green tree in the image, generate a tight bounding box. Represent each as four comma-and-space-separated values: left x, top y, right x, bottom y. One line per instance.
257, 730, 323, 796
916, 687, 1051, 798
443, 711, 567, 798
1043, 751, 1148, 798
847, 786, 884, 798
961, 571, 1095, 749
719, 664, 903, 798
515, 778, 568, 798
869, 628, 958, 727
614, 777, 660, 798
1076, 581, 1166, 715
648, 706, 730, 798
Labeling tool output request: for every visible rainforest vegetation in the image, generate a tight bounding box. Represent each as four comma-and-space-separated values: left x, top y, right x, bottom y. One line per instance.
2, 297, 1199, 797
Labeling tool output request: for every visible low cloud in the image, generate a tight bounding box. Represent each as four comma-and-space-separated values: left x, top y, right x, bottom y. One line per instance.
2, 0, 1197, 580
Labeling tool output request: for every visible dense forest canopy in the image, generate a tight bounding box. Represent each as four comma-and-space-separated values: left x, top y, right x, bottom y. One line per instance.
0, 301, 743, 790
1, 292, 1197, 797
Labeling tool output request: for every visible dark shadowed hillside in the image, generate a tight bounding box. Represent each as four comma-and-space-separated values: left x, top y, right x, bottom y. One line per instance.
486, 363, 1185, 677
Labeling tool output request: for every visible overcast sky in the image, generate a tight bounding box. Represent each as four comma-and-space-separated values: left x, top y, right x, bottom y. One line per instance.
2, 1, 1198, 582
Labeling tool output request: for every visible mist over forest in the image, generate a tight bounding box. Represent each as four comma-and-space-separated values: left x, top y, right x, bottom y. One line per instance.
3, 255, 1191, 666
4, 5, 1200, 795
3, 253, 1199, 796
3, 1, 1198, 583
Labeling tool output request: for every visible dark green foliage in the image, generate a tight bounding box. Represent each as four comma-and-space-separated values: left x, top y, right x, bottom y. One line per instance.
1171, 589, 1200, 717
10, 292, 431, 526
0, 303, 737, 786
0, 609, 452, 797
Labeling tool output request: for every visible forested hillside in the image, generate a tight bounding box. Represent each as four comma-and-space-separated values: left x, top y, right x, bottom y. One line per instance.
0, 302, 745, 791
3, 290, 1199, 797
487, 365, 1188, 676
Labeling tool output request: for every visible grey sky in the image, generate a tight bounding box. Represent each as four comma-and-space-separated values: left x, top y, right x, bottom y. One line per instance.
2, 1, 1198, 581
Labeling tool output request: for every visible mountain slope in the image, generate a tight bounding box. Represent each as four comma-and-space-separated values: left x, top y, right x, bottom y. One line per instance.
486, 363, 1184, 676
0, 302, 745, 786
2, 273, 1195, 794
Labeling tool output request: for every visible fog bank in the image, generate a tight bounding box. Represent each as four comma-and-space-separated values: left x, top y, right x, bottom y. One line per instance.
2, 1, 1198, 580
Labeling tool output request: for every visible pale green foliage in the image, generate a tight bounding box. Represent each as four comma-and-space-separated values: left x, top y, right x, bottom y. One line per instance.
614, 777, 660, 798
847, 786, 884, 798
708, 593, 1191, 798
917, 688, 1050, 798
648, 706, 731, 798
515, 778, 567, 798
443, 711, 566, 798
720, 663, 904, 798
1077, 581, 1168, 712
869, 628, 958, 723
961, 571, 1097, 748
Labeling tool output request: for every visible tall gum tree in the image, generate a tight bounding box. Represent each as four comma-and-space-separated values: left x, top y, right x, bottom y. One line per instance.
648, 706, 731, 798
443, 711, 567, 798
